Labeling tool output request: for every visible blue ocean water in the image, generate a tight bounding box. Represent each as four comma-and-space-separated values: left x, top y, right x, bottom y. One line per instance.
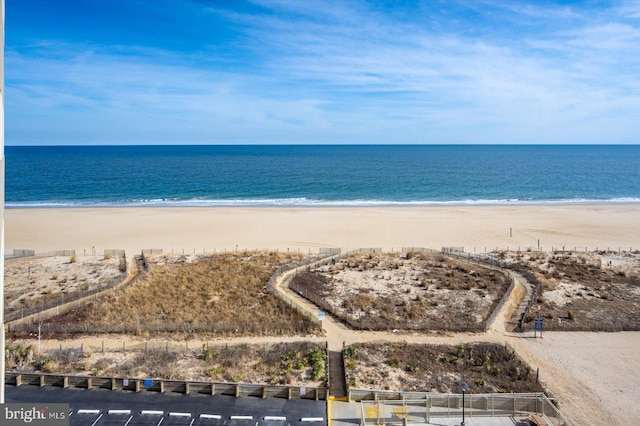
4, 145, 640, 207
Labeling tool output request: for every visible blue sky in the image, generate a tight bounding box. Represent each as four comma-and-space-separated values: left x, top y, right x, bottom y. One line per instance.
5, 0, 640, 145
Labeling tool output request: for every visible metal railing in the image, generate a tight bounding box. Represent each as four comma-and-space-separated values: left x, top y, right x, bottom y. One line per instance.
356, 392, 571, 426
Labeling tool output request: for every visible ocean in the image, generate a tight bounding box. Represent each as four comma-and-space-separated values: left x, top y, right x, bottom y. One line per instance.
4, 145, 640, 207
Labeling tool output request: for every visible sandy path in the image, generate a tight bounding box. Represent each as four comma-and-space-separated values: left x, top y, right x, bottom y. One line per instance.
274, 263, 636, 426
11, 255, 638, 426
18, 334, 327, 353
507, 332, 640, 425
6, 205, 640, 425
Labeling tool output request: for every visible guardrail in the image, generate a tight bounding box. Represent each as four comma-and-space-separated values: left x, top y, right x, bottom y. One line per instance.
4, 371, 327, 401
355, 392, 571, 426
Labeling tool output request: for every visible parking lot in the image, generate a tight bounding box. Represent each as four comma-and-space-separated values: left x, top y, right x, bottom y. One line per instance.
5, 386, 327, 426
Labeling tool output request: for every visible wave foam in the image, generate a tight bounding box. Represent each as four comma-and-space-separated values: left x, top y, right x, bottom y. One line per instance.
6, 197, 640, 208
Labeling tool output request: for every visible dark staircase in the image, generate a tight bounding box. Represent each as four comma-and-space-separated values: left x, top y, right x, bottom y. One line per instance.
328, 350, 347, 399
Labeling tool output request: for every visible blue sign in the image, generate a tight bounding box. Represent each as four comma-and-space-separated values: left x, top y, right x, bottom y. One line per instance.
534, 319, 543, 331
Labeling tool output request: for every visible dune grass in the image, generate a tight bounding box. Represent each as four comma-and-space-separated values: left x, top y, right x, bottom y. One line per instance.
44, 251, 321, 337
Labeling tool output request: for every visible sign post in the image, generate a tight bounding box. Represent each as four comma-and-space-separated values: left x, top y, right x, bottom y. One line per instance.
534, 318, 543, 338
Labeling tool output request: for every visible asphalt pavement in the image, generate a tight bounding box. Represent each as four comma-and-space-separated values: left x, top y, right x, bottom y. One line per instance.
5, 386, 327, 426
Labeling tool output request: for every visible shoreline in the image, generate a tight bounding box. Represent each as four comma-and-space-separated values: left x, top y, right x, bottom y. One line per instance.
6, 204, 640, 256
6, 199, 640, 209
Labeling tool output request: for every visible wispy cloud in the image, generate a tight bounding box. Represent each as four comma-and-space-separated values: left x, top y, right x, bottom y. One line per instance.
6, 0, 640, 144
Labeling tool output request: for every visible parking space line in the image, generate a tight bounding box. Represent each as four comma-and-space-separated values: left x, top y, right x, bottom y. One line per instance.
124, 415, 134, 426
91, 414, 104, 426
78, 409, 101, 414
199, 414, 222, 420
157, 417, 165, 426
141, 410, 165, 416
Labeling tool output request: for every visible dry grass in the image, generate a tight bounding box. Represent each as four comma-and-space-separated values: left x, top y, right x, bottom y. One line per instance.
36, 251, 321, 337
291, 252, 510, 331
490, 250, 640, 331
345, 342, 544, 394
10, 341, 326, 386
3, 255, 127, 315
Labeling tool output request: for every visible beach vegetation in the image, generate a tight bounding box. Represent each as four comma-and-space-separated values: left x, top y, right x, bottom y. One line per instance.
3, 254, 127, 319
498, 250, 640, 331
291, 252, 510, 331
344, 342, 544, 394
17, 251, 320, 338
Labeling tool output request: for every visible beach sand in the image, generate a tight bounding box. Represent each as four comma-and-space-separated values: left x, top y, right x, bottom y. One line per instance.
5, 204, 640, 256
4, 204, 640, 425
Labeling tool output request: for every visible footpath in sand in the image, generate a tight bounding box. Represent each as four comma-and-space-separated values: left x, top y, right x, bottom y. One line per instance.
274, 265, 638, 426
23, 259, 639, 426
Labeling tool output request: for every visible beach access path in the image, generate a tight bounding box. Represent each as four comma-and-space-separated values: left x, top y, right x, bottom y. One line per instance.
6, 204, 640, 426
21, 255, 639, 426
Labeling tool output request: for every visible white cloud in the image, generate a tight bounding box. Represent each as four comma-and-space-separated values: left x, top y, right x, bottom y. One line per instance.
6, 0, 640, 144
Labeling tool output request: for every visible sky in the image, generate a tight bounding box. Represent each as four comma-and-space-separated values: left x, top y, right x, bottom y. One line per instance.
5, 0, 640, 145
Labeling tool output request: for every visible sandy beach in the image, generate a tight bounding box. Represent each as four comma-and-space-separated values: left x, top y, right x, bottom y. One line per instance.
5, 204, 640, 425
5, 204, 640, 256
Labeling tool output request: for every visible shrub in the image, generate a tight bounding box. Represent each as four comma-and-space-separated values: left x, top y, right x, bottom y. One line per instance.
308, 348, 327, 381
406, 364, 420, 373
344, 346, 357, 359
40, 358, 59, 373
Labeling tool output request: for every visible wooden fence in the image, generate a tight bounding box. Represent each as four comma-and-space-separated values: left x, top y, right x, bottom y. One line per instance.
290, 247, 511, 333
7, 320, 319, 337
4, 252, 130, 324
4, 371, 327, 400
